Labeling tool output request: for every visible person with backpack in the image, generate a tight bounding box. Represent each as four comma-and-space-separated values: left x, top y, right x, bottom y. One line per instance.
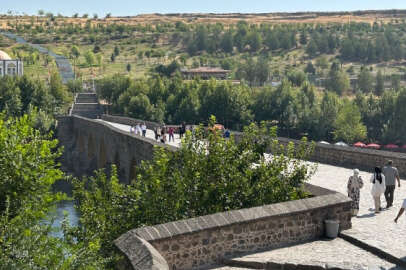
347, 169, 364, 216
370, 167, 386, 214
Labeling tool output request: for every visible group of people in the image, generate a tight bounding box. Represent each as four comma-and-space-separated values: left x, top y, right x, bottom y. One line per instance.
347, 160, 405, 222
130, 122, 147, 137
153, 124, 177, 143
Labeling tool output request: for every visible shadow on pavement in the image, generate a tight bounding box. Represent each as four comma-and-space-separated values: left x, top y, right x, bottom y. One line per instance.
357, 212, 376, 219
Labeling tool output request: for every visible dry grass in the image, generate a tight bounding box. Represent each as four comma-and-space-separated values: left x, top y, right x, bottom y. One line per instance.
0, 11, 405, 29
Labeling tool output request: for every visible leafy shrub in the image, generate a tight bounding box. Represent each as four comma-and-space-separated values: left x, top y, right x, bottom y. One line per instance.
72, 117, 315, 266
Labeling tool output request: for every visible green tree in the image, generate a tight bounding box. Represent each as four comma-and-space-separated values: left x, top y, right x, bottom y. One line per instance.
304, 62, 316, 75
114, 45, 120, 57
375, 70, 384, 96
357, 67, 374, 93
84, 51, 95, 67
70, 45, 80, 78
318, 91, 340, 141
333, 101, 367, 143
247, 31, 262, 52
326, 63, 350, 95
0, 114, 106, 269
299, 31, 307, 45
391, 74, 401, 91
221, 31, 234, 53
306, 40, 318, 57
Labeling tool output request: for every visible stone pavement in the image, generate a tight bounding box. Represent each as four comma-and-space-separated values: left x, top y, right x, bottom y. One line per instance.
218, 238, 400, 270
309, 163, 406, 266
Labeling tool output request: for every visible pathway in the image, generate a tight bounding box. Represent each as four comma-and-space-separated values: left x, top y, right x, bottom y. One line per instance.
1, 32, 74, 83
220, 238, 400, 270
310, 164, 406, 266
100, 120, 182, 148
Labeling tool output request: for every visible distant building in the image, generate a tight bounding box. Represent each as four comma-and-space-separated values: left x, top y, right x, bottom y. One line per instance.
0, 50, 23, 77
181, 67, 230, 80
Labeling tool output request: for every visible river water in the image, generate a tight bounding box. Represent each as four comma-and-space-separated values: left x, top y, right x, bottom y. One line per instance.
49, 180, 80, 238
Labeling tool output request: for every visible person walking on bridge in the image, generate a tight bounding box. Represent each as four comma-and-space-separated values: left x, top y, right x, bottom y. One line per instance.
394, 198, 406, 223
168, 127, 175, 142
141, 122, 147, 137
180, 122, 186, 139
347, 169, 364, 216
383, 160, 401, 208
371, 167, 386, 214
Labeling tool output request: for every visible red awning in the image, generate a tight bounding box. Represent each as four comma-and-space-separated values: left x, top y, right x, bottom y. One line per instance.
353, 142, 366, 147
384, 144, 399, 149
366, 143, 381, 149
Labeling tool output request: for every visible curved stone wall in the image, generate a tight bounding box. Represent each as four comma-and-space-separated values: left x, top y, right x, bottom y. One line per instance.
116, 184, 351, 270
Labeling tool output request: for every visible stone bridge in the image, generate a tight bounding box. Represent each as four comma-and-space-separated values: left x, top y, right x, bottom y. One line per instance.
57, 115, 177, 184
57, 115, 406, 269
58, 114, 406, 183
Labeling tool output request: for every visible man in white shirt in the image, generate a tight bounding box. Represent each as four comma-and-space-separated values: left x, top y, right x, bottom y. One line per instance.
135, 123, 141, 135
394, 199, 406, 223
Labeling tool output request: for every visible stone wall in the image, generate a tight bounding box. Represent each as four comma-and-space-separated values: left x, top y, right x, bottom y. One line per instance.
57, 115, 177, 183
101, 115, 406, 177
115, 184, 351, 270
277, 137, 406, 177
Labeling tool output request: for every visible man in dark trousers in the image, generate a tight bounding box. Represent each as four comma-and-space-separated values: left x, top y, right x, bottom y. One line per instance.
383, 160, 401, 208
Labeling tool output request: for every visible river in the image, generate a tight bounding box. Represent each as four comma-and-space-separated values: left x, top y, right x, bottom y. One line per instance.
49, 180, 80, 238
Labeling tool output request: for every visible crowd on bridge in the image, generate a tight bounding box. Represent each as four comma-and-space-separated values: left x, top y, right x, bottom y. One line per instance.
129, 122, 147, 137
347, 160, 406, 222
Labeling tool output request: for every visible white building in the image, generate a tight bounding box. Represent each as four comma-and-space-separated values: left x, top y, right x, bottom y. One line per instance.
0, 50, 23, 77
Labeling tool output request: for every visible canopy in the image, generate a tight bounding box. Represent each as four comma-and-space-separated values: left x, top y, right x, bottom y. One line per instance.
213, 124, 224, 130
353, 142, 366, 147
366, 143, 381, 149
335, 141, 348, 147
384, 144, 399, 149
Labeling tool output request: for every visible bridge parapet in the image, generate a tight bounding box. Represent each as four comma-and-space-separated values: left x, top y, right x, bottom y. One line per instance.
115, 183, 351, 270
57, 115, 176, 184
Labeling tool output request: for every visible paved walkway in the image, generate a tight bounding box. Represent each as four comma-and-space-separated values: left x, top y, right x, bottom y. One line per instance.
221, 238, 400, 270
100, 120, 182, 148
310, 163, 406, 265
1, 32, 75, 83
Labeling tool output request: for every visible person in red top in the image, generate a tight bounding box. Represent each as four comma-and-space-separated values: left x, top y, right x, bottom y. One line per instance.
168, 127, 174, 142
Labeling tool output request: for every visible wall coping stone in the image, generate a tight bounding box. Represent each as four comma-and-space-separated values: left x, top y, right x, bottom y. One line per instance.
69, 115, 179, 152
124, 187, 350, 243
114, 232, 169, 270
